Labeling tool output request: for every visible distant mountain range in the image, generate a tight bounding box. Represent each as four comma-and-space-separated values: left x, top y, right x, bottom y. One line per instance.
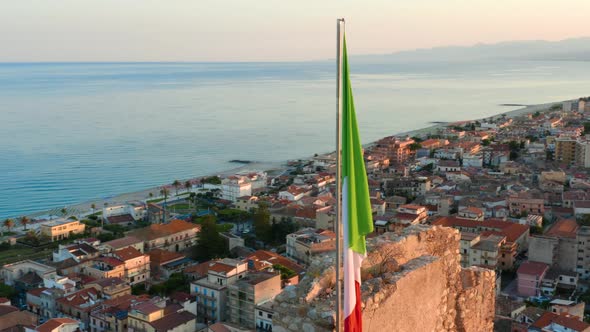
354, 37, 590, 62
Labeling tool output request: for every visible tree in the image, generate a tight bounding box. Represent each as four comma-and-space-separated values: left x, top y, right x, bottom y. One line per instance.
61, 208, 67, 217
20, 216, 30, 231
160, 187, 169, 223
253, 204, 273, 244
271, 219, 300, 244
185, 180, 192, 193
0, 283, 17, 300
193, 215, 227, 261
482, 139, 491, 146
91, 203, 96, 212
3, 218, 14, 235
172, 180, 181, 195
408, 143, 422, 151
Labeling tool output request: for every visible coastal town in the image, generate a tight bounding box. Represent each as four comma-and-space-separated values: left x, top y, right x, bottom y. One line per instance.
2, 97, 590, 332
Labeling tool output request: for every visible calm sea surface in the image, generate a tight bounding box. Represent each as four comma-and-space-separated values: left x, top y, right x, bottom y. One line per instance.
1, 60, 589, 218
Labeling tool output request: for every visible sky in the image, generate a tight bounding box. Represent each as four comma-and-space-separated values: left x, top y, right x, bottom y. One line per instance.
1, 0, 589, 62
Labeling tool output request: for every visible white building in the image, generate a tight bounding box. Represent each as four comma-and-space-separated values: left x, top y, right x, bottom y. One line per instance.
255, 300, 274, 332
1, 260, 57, 286
576, 140, 590, 168
463, 153, 483, 168
222, 176, 252, 202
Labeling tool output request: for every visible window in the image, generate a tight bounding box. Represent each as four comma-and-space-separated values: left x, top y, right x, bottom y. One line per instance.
570, 278, 575, 282
259, 311, 263, 316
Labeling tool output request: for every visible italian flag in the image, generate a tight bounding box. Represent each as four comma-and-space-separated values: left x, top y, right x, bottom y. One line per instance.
342, 37, 373, 332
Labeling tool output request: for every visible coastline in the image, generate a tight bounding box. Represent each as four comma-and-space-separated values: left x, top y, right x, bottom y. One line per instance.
11, 100, 566, 223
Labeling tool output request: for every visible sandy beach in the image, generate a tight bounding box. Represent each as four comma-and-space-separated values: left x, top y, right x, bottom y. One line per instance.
18, 99, 568, 223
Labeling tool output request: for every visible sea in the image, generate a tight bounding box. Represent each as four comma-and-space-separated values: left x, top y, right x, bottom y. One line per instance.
1, 59, 589, 219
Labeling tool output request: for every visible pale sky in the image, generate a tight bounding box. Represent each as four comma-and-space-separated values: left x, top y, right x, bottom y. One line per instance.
1, 0, 589, 62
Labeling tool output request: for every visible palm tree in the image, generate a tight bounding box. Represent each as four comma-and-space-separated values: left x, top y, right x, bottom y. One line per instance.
20, 216, 30, 231
172, 180, 181, 195
91, 203, 96, 212
160, 187, 169, 223
185, 180, 192, 193
60, 207, 67, 217
3, 218, 15, 236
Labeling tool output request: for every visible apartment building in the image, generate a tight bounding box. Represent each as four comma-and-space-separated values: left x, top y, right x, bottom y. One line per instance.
227, 272, 281, 329
190, 259, 248, 324
41, 219, 86, 242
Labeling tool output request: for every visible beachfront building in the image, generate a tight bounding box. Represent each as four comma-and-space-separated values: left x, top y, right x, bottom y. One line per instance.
221, 176, 252, 202
41, 219, 85, 242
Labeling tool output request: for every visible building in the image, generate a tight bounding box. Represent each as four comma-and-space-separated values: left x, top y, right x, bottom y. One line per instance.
255, 300, 274, 332
25, 318, 80, 332
517, 261, 549, 297
0, 304, 37, 332
285, 228, 336, 265
227, 272, 281, 329
222, 176, 252, 202
549, 299, 585, 320
102, 236, 145, 253
55, 287, 101, 329
555, 138, 577, 165
40, 219, 85, 242
575, 140, 590, 168
507, 191, 545, 216
576, 226, 590, 279
53, 242, 100, 263
528, 219, 578, 272
127, 300, 197, 332
458, 207, 485, 221
1, 260, 57, 286
190, 259, 248, 324
128, 219, 200, 252
530, 312, 590, 332
85, 277, 131, 299
111, 247, 150, 285
89, 294, 151, 332
234, 196, 259, 212
382, 176, 431, 197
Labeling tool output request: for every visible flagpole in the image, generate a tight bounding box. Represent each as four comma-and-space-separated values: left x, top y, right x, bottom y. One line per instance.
335, 17, 344, 332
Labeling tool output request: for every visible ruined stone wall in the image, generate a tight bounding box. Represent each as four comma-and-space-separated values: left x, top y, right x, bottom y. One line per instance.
273, 225, 496, 332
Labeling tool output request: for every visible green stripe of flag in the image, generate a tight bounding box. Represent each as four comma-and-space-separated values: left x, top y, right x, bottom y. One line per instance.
342, 36, 374, 254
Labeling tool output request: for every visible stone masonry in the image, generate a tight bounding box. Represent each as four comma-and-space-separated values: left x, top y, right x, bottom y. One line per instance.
273, 225, 496, 332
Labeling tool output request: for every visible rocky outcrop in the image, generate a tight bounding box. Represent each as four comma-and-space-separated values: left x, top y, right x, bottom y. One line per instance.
273, 225, 496, 332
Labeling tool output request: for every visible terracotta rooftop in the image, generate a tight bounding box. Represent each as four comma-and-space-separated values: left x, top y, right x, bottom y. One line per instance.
56, 288, 99, 309
36, 318, 79, 332
0, 305, 18, 316
27, 287, 48, 298
133, 301, 162, 315
149, 249, 185, 266
114, 246, 145, 261
208, 262, 236, 274
104, 235, 142, 250
245, 250, 303, 274
531, 312, 590, 331
546, 219, 579, 239
149, 310, 196, 332
517, 261, 549, 277
433, 216, 529, 243
129, 219, 200, 241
